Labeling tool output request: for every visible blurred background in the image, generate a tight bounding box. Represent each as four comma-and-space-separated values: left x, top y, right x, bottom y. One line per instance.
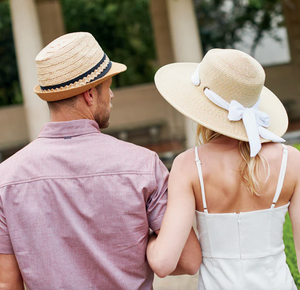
1, 0, 300, 166
1, 0, 300, 288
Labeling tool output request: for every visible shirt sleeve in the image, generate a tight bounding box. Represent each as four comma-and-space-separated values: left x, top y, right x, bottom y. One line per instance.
146, 153, 169, 232
0, 196, 14, 254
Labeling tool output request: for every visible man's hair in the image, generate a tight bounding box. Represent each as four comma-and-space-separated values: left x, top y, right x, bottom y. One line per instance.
95, 82, 102, 95
47, 95, 78, 111
47, 82, 103, 111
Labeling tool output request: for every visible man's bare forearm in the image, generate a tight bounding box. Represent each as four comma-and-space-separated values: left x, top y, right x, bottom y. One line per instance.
0, 254, 24, 290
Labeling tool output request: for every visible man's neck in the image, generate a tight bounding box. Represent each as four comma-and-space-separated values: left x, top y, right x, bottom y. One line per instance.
49, 98, 95, 123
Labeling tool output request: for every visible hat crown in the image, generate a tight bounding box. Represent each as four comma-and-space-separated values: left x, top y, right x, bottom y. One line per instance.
199, 49, 265, 107
34, 32, 127, 101
36, 33, 79, 59
35, 32, 107, 88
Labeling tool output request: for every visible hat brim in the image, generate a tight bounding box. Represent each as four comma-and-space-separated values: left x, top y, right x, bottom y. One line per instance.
34, 61, 127, 102
154, 63, 288, 142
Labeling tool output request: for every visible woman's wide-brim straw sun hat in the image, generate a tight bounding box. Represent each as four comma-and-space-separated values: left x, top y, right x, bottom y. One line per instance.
34, 32, 127, 101
154, 49, 288, 148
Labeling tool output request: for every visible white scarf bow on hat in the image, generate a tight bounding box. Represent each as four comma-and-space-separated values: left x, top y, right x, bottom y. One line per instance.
191, 68, 285, 157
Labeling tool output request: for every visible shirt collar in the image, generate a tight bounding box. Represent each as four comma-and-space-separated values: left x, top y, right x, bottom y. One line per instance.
38, 119, 101, 139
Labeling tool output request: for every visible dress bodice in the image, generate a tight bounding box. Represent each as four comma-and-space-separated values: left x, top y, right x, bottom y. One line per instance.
196, 203, 288, 259
194, 145, 297, 290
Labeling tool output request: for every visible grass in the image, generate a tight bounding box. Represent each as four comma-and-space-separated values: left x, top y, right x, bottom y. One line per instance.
284, 144, 300, 289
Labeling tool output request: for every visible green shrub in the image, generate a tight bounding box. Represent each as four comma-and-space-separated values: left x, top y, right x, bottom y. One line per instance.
284, 144, 300, 289
60, 0, 157, 88
284, 213, 300, 288
293, 144, 300, 151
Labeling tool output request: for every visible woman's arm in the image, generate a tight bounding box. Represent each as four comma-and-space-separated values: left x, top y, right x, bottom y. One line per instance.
149, 227, 201, 277
147, 153, 202, 278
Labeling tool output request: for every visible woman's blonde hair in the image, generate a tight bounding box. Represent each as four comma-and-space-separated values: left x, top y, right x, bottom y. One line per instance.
196, 124, 270, 196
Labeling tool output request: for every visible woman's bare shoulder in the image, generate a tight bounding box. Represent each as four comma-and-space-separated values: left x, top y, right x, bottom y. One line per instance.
171, 148, 198, 173
286, 144, 300, 170
286, 144, 300, 156
262, 143, 299, 158
263, 143, 300, 180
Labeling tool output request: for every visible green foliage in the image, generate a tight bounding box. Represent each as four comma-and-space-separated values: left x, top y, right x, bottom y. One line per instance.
294, 144, 300, 151
0, 0, 288, 106
60, 0, 157, 88
284, 213, 300, 288
0, 0, 286, 105
194, 0, 284, 55
0, 0, 22, 106
284, 145, 300, 288
0, 0, 156, 107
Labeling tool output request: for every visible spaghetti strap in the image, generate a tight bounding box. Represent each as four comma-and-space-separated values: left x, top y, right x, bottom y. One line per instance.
271, 144, 288, 208
195, 147, 208, 213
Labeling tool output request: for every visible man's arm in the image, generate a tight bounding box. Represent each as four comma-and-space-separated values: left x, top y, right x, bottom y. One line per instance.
0, 254, 24, 290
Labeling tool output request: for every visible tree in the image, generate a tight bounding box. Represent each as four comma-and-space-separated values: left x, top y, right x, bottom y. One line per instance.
60, 0, 157, 88
0, 0, 22, 106
0, 0, 157, 107
194, 0, 285, 56
0, 0, 287, 106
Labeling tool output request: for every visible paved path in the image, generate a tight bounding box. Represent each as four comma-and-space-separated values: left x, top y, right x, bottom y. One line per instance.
153, 274, 198, 290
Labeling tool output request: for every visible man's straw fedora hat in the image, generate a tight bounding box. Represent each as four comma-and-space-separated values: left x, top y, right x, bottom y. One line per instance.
155, 48, 288, 146
34, 32, 127, 101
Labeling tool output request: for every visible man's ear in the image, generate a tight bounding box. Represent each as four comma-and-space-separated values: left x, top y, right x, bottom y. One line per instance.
83, 89, 95, 106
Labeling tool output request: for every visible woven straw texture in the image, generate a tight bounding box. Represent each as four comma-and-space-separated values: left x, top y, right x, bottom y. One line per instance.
34, 32, 126, 101
154, 49, 288, 142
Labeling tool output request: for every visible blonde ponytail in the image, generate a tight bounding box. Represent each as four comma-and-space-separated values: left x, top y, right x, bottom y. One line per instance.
196, 124, 269, 196
196, 124, 221, 145
238, 141, 269, 196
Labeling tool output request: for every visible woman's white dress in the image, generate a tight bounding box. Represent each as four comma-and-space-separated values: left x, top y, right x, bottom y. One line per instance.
194, 145, 297, 290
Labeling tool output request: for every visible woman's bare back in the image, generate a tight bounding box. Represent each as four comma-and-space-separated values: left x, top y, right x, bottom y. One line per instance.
187, 136, 297, 214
